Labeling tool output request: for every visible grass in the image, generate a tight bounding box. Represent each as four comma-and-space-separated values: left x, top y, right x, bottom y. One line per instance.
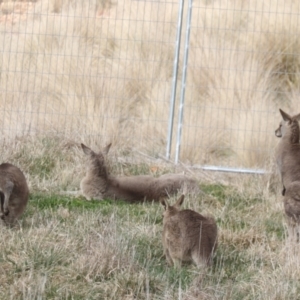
1, 177, 298, 300
1, 0, 300, 168
1, 0, 300, 298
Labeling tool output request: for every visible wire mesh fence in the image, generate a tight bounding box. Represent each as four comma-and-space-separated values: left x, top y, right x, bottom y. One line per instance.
0, 0, 299, 172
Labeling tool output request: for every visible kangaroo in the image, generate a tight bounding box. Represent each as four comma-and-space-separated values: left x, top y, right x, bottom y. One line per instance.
161, 195, 218, 267
275, 109, 300, 240
275, 109, 300, 194
0, 163, 29, 227
80, 143, 200, 202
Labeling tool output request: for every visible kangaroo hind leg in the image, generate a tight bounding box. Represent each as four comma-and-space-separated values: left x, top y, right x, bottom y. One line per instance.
2, 180, 14, 216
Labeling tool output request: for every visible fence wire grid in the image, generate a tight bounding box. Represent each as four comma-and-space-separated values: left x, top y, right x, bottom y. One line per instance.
0, 0, 299, 172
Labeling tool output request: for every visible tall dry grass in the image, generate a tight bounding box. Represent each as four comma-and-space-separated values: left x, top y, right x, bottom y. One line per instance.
1, 0, 300, 169
1, 172, 300, 299
1, 1, 300, 298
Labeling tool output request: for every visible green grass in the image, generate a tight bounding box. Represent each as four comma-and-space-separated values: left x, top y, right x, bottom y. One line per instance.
29, 194, 115, 210
1, 0, 299, 297
0, 181, 295, 300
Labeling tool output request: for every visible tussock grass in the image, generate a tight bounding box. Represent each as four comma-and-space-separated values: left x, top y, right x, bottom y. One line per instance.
0, 136, 295, 299
1, 0, 299, 168
1, 175, 298, 299
1, 1, 300, 298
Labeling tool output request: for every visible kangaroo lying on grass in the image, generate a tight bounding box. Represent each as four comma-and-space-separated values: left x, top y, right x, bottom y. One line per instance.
0, 163, 29, 227
80, 143, 200, 202
275, 109, 300, 240
161, 195, 218, 267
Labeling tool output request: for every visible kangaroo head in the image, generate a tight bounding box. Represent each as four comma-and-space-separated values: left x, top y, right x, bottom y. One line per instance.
81, 143, 112, 177
275, 109, 300, 142
161, 195, 185, 220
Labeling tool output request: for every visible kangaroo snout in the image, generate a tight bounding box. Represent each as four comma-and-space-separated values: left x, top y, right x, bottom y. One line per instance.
275, 128, 282, 138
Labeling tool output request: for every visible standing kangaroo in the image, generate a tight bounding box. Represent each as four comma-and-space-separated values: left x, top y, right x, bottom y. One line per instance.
80, 143, 200, 202
275, 109, 300, 240
0, 163, 29, 227
161, 195, 218, 267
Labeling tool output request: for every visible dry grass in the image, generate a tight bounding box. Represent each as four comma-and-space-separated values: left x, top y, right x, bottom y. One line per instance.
0, 135, 294, 299
0, 167, 299, 299
0, 135, 296, 299
0, 0, 299, 168
1, 1, 300, 298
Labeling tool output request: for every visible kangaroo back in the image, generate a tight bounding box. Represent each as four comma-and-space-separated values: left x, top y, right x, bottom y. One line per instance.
80, 143, 201, 202
161, 195, 217, 268
0, 163, 29, 226
105, 175, 156, 203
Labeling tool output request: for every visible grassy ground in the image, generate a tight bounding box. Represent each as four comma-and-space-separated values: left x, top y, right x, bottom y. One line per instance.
1, 176, 299, 300
1, 0, 300, 298
0, 136, 293, 299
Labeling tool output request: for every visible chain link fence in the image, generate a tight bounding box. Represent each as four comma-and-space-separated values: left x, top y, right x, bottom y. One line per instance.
0, 0, 299, 172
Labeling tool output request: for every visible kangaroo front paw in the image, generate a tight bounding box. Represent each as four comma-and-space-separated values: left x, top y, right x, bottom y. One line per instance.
282, 187, 286, 196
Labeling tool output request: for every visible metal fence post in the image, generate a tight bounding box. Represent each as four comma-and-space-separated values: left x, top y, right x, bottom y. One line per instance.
166, 0, 184, 160
175, 0, 193, 164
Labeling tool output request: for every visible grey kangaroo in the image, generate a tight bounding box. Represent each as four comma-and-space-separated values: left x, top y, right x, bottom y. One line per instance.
275, 109, 300, 240
0, 163, 29, 226
161, 195, 218, 267
80, 143, 200, 202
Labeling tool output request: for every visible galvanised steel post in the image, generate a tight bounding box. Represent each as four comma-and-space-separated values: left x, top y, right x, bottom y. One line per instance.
166, 0, 184, 160
175, 0, 193, 164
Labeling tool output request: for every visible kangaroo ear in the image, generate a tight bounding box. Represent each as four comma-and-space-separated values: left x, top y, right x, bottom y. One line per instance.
279, 109, 292, 122
81, 143, 93, 156
160, 198, 169, 210
103, 143, 112, 155
293, 113, 300, 122
174, 194, 185, 207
